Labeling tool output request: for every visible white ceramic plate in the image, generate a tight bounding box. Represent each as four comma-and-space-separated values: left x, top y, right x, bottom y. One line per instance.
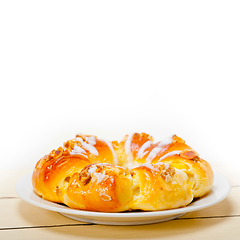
16, 171, 231, 226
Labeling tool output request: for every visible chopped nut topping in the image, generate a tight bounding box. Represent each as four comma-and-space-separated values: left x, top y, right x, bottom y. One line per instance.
62, 148, 70, 156
160, 166, 175, 183
164, 175, 172, 183
43, 146, 69, 162
79, 170, 92, 185
99, 193, 112, 201
131, 133, 154, 143
180, 149, 197, 159
76, 134, 85, 138
63, 140, 76, 150
172, 135, 185, 144
133, 133, 140, 139
55, 147, 63, 158
192, 155, 201, 162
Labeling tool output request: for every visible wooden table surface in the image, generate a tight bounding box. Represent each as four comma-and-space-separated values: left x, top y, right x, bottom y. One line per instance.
0, 165, 239, 240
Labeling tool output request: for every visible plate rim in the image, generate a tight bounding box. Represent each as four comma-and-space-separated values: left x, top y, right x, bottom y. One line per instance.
16, 171, 231, 219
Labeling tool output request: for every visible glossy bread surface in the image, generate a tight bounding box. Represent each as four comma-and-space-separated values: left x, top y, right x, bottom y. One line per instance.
32, 133, 214, 212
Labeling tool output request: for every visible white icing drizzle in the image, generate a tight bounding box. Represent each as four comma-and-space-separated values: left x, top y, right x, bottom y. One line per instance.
137, 141, 153, 159
144, 134, 175, 163
159, 150, 182, 161
76, 137, 99, 156
132, 162, 169, 171
126, 174, 133, 180
153, 162, 164, 166
115, 165, 125, 169
141, 151, 149, 159
74, 145, 86, 154
70, 144, 88, 158
95, 163, 110, 166
94, 172, 107, 184
75, 137, 82, 141
127, 162, 139, 169
124, 133, 133, 155
85, 136, 96, 145
139, 162, 155, 170
145, 147, 163, 162
88, 165, 98, 176
70, 152, 88, 158
154, 162, 170, 169
157, 134, 174, 148
100, 139, 118, 165
124, 133, 134, 165
87, 164, 109, 184
164, 163, 170, 169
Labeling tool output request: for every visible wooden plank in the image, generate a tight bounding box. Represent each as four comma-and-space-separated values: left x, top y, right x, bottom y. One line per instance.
0, 199, 87, 229
0, 217, 239, 240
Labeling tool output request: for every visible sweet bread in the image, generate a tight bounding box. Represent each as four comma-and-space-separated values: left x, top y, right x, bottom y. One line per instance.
32, 133, 214, 212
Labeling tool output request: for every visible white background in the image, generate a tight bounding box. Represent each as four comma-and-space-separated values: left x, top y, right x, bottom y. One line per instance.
0, 1, 239, 182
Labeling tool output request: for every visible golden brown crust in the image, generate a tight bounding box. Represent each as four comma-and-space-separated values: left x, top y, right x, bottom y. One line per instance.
63, 164, 133, 212
116, 133, 154, 167
131, 163, 193, 211
150, 137, 214, 198
32, 147, 91, 203
64, 135, 117, 165
32, 133, 214, 212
